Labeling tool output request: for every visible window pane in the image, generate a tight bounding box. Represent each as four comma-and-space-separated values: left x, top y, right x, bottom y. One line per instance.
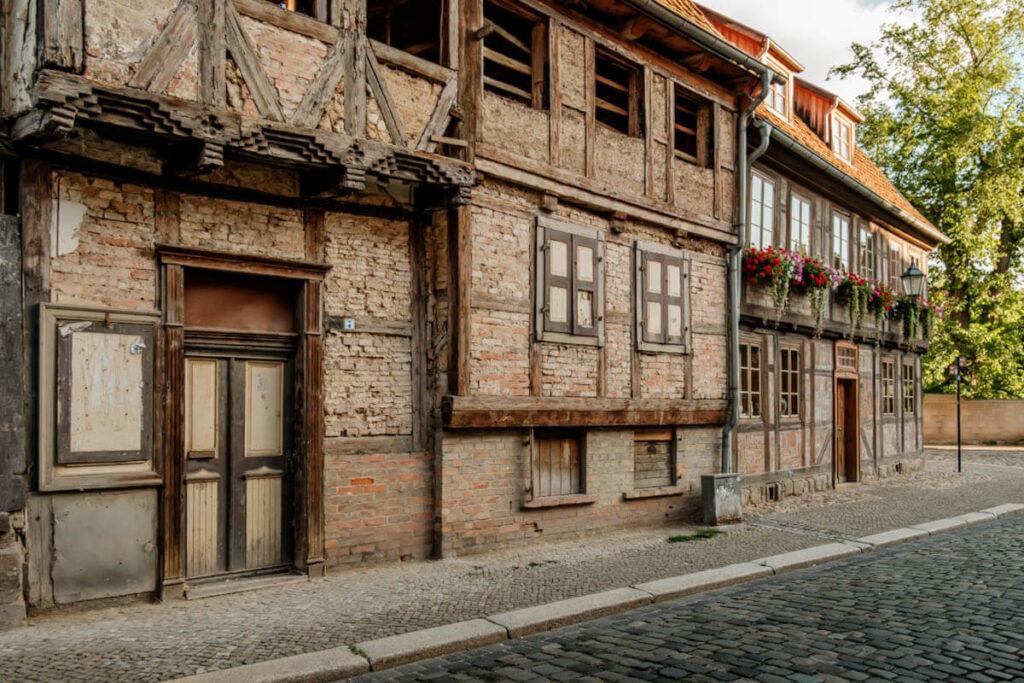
751, 346, 760, 370
666, 264, 681, 297
647, 260, 662, 294
576, 290, 594, 328
550, 239, 568, 277
647, 301, 662, 335
576, 245, 594, 282
667, 304, 682, 337
549, 286, 568, 323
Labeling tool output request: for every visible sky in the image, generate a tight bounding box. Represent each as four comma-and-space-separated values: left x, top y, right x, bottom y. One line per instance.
697, 0, 897, 105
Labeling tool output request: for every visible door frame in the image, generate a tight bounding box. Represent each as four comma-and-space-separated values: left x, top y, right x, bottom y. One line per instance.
157, 245, 330, 598
833, 341, 860, 485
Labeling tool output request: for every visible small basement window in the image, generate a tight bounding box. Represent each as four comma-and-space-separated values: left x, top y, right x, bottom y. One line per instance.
482, 0, 547, 108
532, 430, 583, 498
673, 86, 707, 165
633, 429, 674, 489
595, 48, 643, 137
367, 0, 446, 65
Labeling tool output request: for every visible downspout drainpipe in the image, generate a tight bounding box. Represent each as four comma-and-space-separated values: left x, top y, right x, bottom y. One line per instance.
722, 73, 772, 474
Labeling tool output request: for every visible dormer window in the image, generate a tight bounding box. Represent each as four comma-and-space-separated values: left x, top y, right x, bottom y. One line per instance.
833, 114, 854, 163
763, 57, 791, 118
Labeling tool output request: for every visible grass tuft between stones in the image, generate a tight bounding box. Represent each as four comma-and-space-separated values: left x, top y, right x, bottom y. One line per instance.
667, 528, 724, 544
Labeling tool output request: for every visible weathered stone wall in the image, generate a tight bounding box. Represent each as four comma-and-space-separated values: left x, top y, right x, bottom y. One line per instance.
0, 511, 25, 627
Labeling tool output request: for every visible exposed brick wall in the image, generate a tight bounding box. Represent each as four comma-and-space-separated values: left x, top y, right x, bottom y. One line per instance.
437, 428, 708, 557
50, 171, 157, 311
179, 194, 305, 259
323, 332, 412, 437
323, 450, 433, 566
324, 212, 412, 321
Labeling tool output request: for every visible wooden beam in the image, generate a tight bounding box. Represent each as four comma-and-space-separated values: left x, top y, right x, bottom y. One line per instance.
225, 4, 284, 121
197, 0, 226, 108
298, 279, 326, 576
410, 218, 430, 451
157, 243, 331, 280
548, 17, 561, 166
366, 47, 408, 148
447, 204, 472, 395
129, 0, 199, 94
345, 34, 368, 137
323, 435, 413, 456
291, 31, 348, 127
161, 263, 186, 596
304, 208, 325, 261
233, 0, 339, 44
154, 190, 182, 244
371, 39, 455, 85
41, 0, 84, 72
458, 0, 484, 159
443, 396, 729, 428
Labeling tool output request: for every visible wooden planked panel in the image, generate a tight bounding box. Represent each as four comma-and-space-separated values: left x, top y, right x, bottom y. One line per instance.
534, 435, 580, 497
245, 473, 283, 569
186, 475, 219, 577
633, 438, 672, 489
69, 332, 144, 453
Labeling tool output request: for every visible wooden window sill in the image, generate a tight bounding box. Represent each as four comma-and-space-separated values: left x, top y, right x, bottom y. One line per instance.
623, 486, 685, 500
522, 494, 597, 509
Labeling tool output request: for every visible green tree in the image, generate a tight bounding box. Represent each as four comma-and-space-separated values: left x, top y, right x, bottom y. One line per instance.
833, 0, 1024, 398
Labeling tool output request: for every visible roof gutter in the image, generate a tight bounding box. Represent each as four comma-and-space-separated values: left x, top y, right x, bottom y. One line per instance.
769, 126, 950, 245
621, 0, 786, 85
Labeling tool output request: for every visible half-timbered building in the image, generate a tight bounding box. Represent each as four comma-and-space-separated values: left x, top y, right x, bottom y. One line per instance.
0, 0, 943, 620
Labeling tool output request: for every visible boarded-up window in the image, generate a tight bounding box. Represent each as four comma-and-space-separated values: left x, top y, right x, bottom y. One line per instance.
633, 429, 674, 489
595, 48, 643, 137
882, 360, 895, 415
636, 242, 690, 353
536, 217, 604, 343
779, 347, 800, 418
532, 430, 582, 497
740, 342, 762, 419
367, 0, 446, 65
673, 87, 708, 166
750, 172, 774, 249
903, 363, 916, 414
483, 0, 547, 108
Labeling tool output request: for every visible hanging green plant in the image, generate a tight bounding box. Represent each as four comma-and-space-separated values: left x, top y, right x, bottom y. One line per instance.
897, 296, 920, 349
868, 281, 896, 344
796, 258, 840, 337
920, 299, 942, 339
836, 274, 872, 339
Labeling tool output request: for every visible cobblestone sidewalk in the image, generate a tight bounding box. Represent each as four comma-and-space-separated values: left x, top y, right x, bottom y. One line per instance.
1, 448, 1021, 682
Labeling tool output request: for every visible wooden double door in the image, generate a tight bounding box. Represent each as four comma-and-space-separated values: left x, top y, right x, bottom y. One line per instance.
184, 350, 295, 579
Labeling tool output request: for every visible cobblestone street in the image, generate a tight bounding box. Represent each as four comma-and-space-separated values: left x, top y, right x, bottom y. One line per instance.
0, 449, 1022, 682
361, 516, 1024, 682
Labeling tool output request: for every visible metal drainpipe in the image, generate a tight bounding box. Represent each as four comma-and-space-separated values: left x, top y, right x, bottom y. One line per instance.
721, 73, 772, 474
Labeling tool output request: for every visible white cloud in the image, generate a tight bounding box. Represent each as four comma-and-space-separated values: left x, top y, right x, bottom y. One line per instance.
698, 0, 896, 104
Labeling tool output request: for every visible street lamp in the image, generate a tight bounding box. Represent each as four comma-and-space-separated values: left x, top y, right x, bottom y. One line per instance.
900, 261, 926, 299
947, 357, 967, 473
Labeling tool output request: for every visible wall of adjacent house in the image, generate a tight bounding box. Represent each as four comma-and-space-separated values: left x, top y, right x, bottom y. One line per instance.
924, 394, 1024, 445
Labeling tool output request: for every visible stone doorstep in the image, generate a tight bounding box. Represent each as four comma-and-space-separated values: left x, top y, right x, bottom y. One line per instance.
486, 587, 653, 638
754, 542, 864, 575
634, 563, 772, 603
161, 504, 1022, 682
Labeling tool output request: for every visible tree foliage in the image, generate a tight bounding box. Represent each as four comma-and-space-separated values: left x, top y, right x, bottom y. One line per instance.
833, 0, 1024, 398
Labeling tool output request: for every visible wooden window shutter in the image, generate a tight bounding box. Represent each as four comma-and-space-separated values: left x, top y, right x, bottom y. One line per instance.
636, 242, 690, 353
572, 234, 599, 337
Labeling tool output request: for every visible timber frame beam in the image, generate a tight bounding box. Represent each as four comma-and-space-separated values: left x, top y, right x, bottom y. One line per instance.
13, 70, 476, 194
443, 396, 729, 428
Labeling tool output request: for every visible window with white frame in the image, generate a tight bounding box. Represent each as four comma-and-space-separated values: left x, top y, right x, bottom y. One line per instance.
750, 172, 775, 249
740, 341, 762, 419
635, 242, 691, 353
832, 213, 851, 271
859, 226, 875, 279
535, 217, 604, 344
789, 194, 811, 254
833, 114, 853, 162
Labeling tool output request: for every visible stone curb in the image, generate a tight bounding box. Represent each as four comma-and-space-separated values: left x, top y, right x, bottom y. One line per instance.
487, 587, 652, 638
163, 504, 1022, 682
355, 619, 507, 671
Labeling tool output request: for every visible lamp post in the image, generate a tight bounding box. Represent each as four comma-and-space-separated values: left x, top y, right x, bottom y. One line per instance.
948, 357, 967, 473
